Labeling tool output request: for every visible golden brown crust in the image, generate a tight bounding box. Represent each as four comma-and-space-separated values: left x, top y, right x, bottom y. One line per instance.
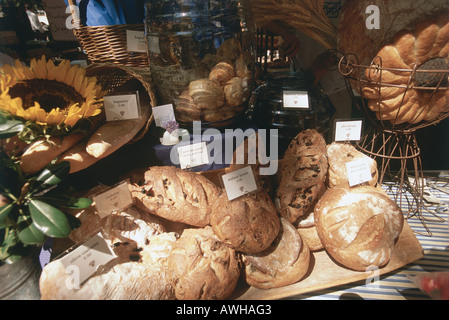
130, 166, 223, 227
242, 218, 311, 289
167, 227, 240, 300
211, 191, 280, 254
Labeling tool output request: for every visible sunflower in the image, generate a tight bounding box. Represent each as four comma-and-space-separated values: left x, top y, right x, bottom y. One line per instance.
0, 56, 104, 140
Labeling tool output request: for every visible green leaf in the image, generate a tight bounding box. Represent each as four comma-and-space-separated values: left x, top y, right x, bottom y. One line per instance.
37, 195, 92, 210
0, 203, 14, 225
32, 161, 70, 193
0, 120, 24, 139
28, 199, 71, 238
18, 222, 45, 245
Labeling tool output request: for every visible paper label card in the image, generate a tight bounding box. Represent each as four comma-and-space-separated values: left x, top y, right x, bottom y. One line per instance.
60, 232, 116, 286
346, 159, 373, 187
92, 181, 134, 219
221, 166, 258, 201
334, 120, 363, 142
283, 90, 310, 109
153, 104, 176, 127
126, 30, 147, 53
177, 142, 209, 169
104, 93, 140, 121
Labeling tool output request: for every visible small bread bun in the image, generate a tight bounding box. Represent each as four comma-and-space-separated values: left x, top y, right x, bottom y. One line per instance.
314, 186, 404, 271
167, 226, 240, 300
242, 218, 310, 289
209, 61, 235, 86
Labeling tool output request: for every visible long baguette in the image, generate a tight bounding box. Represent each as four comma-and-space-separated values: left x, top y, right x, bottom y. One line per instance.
57, 139, 98, 174
86, 107, 149, 159
20, 133, 85, 174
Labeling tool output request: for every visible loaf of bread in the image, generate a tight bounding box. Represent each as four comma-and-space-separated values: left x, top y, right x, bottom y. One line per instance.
327, 142, 378, 188
362, 11, 449, 124
167, 226, 240, 300
130, 166, 223, 227
242, 217, 310, 289
39, 231, 177, 300
20, 133, 84, 174
276, 129, 328, 223
211, 190, 280, 254
314, 186, 404, 271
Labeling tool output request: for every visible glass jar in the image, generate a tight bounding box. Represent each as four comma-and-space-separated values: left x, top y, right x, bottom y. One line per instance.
247, 71, 335, 155
145, 0, 255, 128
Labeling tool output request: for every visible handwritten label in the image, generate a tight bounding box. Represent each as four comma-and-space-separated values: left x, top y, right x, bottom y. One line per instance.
104, 93, 140, 121
92, 181, 134, 219
126, 30, 147, 53
60, 233, 116, 286
221, 166, 258, 201
346, 159, 373, 187
334, 120, 363, 142
177, 142, 209, 169
153, 104, 176, 127
283, 91, 310, 109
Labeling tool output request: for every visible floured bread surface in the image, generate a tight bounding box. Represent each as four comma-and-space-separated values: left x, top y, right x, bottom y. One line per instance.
167, 226, 240, 300
242, 218, 311, 289
314, 186, 404, 271
39, 232, 178, 300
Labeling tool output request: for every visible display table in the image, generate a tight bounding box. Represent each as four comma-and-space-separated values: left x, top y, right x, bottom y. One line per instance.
282, 172, 449, 300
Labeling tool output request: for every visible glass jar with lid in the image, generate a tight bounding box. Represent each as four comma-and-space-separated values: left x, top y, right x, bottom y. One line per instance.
145, 0, 255, 128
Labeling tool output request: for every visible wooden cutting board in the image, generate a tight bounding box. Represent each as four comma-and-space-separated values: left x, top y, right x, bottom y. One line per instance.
230, 220, 423, 300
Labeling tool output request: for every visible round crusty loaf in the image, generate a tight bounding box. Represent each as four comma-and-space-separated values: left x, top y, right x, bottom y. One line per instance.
211, 190, 280, 254
167, 226, 240, 300
188, 78, 225, 110
242, 217, 311, 289
130, 166, 223, 227
327, 142, 378, 188
314, 186, 404, 271
276, 129, 328, 223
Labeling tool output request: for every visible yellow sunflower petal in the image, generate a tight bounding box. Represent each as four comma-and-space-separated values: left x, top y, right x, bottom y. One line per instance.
72, 66, 86, 92
64, 64, 79, 87
63, 112, 81, 127
55, 60, 71, 83
14, 60, 35, 80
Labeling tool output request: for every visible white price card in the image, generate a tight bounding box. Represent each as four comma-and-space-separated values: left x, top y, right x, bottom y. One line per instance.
177, 142, 209, 169
60, 232, 116, 286
126, 30, 147, 53
92, 181, 134, 219
346, 158, 373, 187
104, 93, 140, 121
283, 90, 310, 109
153, 104, 176, 127
334, 120, 363, 142
221, 166, 258, 201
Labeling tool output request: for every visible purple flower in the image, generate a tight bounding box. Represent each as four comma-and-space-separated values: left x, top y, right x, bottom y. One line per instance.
162, 120, 179, 133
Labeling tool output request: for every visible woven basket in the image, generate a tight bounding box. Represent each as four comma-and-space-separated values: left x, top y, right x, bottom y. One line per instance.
67, 1, 149, 68
85, 63, 156, 143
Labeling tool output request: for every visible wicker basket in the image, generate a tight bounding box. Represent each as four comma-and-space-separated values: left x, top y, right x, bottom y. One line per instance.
67, 1, 149, 68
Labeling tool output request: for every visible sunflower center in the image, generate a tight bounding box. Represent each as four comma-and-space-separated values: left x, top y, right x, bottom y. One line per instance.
8, 79, 85, 113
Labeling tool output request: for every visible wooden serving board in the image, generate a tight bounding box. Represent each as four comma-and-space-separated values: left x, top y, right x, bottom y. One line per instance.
230, 220, 423, 300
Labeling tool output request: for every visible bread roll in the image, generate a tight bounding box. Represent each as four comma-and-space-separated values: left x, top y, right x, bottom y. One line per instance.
130, 166, 223, 227
167, 226, 240, 300
314, 186, 404, 271
208, 62, 235, 86
327, 142, 378, 188
188, 78, 225, 110
211, 190, 280, 254
242, 217, 310, 289
224, 76, 250, 107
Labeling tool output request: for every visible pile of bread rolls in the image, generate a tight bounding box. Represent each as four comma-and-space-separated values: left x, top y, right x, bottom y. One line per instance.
175, 37, 253, 124
39, 129, 404, 300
